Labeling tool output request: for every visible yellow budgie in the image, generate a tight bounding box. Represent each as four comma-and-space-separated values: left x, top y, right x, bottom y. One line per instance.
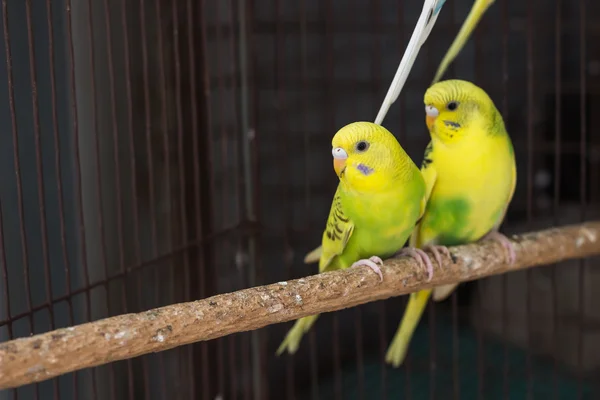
277, 121, 436, 356
432, 0, 496, 84
385, 80, 517, 367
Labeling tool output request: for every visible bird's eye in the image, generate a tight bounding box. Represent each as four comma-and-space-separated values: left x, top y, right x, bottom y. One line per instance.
447, 101, 459, 111
355, 141, 369, 152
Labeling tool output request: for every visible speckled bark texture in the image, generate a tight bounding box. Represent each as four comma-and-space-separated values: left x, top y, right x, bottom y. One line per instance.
1, 221, 599, 389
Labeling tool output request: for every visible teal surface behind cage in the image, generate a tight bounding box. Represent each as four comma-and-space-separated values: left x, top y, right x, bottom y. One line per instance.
297, 314, 595, 399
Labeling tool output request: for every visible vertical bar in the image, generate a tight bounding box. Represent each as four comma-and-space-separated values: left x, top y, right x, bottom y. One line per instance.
46, 0, 78, 395
2, 1, 39, 397
297, 2, 318, 399
324, 1, 341, 398
425, 11, 437, 400
100, 0, 134, 394
577, 0, 587, 397
451, 287, 459, 400
138, 0, 161, 394
118, 1, 145, 397
226, 0, 242, 392
154, 0, 171, 396
24, 0, 59, 397
215, 3, 227, 394
0, 202, 16, 400
272, 0, 294, 397
240, 0, 262, 395
552, 0, 561, 398
172, 0, 194, 396
473, 6, 484, 399
308, 329, 319, 400
185, 0, 200, 396
526, 0, 534, 397
83, 0, 117, 395
394, 4, 408, 399
138, 0, 158, 252
501, 0, 510, 397
299, 0, 310, 226
64, 0, 98, 396
199, 1, 215, 398
353, 1, 365, 399
449, 5, 460, 399
240, 0, 261, 398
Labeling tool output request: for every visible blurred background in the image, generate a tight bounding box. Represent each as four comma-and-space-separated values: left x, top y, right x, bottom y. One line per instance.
1, 0, 600, 399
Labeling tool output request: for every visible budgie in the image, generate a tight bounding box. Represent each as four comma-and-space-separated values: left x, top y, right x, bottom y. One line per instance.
385, 80, 517, 367
276, 121, 432, 356
432, 0, 496, 84
303, 0, 449, 272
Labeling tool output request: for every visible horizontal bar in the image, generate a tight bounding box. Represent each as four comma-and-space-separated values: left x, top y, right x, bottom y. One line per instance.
0, 221, 599, 389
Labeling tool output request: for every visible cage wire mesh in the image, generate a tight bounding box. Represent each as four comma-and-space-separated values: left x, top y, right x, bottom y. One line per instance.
0, 0, 599, 399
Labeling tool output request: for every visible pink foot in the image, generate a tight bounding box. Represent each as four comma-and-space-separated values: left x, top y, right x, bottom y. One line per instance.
423, 245, 452, 268
351, 256, 384, 281
394, 247, 434, 281
481, 231, 516, 264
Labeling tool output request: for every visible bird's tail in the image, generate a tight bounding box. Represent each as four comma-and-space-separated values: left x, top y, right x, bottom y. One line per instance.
303, 246, 322, 264
276, 314, 320, 356
385, 289, 431, 367
432, 0, 495, 84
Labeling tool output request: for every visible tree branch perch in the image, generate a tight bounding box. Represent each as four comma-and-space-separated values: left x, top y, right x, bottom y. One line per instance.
1, 221, 599, 389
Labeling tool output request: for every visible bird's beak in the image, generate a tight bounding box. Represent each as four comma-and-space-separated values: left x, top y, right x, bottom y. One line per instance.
334, 157, 347, 177
332, 146, 349, 177
425, 105, 439, 131
426, 115, 436, 130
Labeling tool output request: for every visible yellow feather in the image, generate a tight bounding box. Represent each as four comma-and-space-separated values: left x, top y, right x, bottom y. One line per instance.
385, 290, 431, 367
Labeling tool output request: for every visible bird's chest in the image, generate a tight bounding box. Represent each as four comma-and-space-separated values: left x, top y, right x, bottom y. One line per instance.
420, 146, 512, 246
343, 191, 419, 253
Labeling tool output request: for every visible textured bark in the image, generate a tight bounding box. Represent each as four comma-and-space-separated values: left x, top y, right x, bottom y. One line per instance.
1, 221, 599, 389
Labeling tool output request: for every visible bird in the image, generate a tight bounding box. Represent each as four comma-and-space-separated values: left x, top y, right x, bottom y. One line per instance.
432, 0, 496, 84
276, 121, 432, 356
385, 79, 517, 367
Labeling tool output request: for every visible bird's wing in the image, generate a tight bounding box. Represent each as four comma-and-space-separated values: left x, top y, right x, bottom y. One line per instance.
318, 187, 355, 273
409, 141, 438, 248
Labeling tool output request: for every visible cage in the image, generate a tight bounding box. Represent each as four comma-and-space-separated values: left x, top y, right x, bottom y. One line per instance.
0, 0, 599, 399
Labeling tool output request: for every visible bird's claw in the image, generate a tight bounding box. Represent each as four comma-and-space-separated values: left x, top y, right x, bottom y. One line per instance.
351, 256, 384, 281
423, 244, 451, 268
394, 247, 434, 281
481, 231, 516, 264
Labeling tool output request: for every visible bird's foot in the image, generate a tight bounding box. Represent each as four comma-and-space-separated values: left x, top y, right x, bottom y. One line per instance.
351, 256, 384, 281
480, 231, 516, 264
394, 247, 434, 281
423, 244, 452, 268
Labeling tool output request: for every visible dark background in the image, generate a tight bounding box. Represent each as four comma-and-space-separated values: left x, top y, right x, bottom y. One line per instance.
1, 0, 599, 399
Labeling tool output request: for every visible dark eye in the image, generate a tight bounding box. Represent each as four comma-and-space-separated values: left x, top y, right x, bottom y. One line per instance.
356, 141, 369, 152
447, 101, 459, 111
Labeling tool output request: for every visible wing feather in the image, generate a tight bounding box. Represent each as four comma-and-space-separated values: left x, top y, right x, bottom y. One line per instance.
319, 187, 354, 272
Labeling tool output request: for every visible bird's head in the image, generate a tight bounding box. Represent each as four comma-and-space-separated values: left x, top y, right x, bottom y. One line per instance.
331, 121, 413, 191
423, 79, 503, 146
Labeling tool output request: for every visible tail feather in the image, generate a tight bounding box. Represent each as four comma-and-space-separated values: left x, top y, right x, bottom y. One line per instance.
432, 283, 459, 301
303, 246, 322, 264
385, 290, 432, 367
276, 314, 320, 356
432, 0, 495, 83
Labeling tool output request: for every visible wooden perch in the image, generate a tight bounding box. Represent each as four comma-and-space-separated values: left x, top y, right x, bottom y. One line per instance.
1, 221, 600, 389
